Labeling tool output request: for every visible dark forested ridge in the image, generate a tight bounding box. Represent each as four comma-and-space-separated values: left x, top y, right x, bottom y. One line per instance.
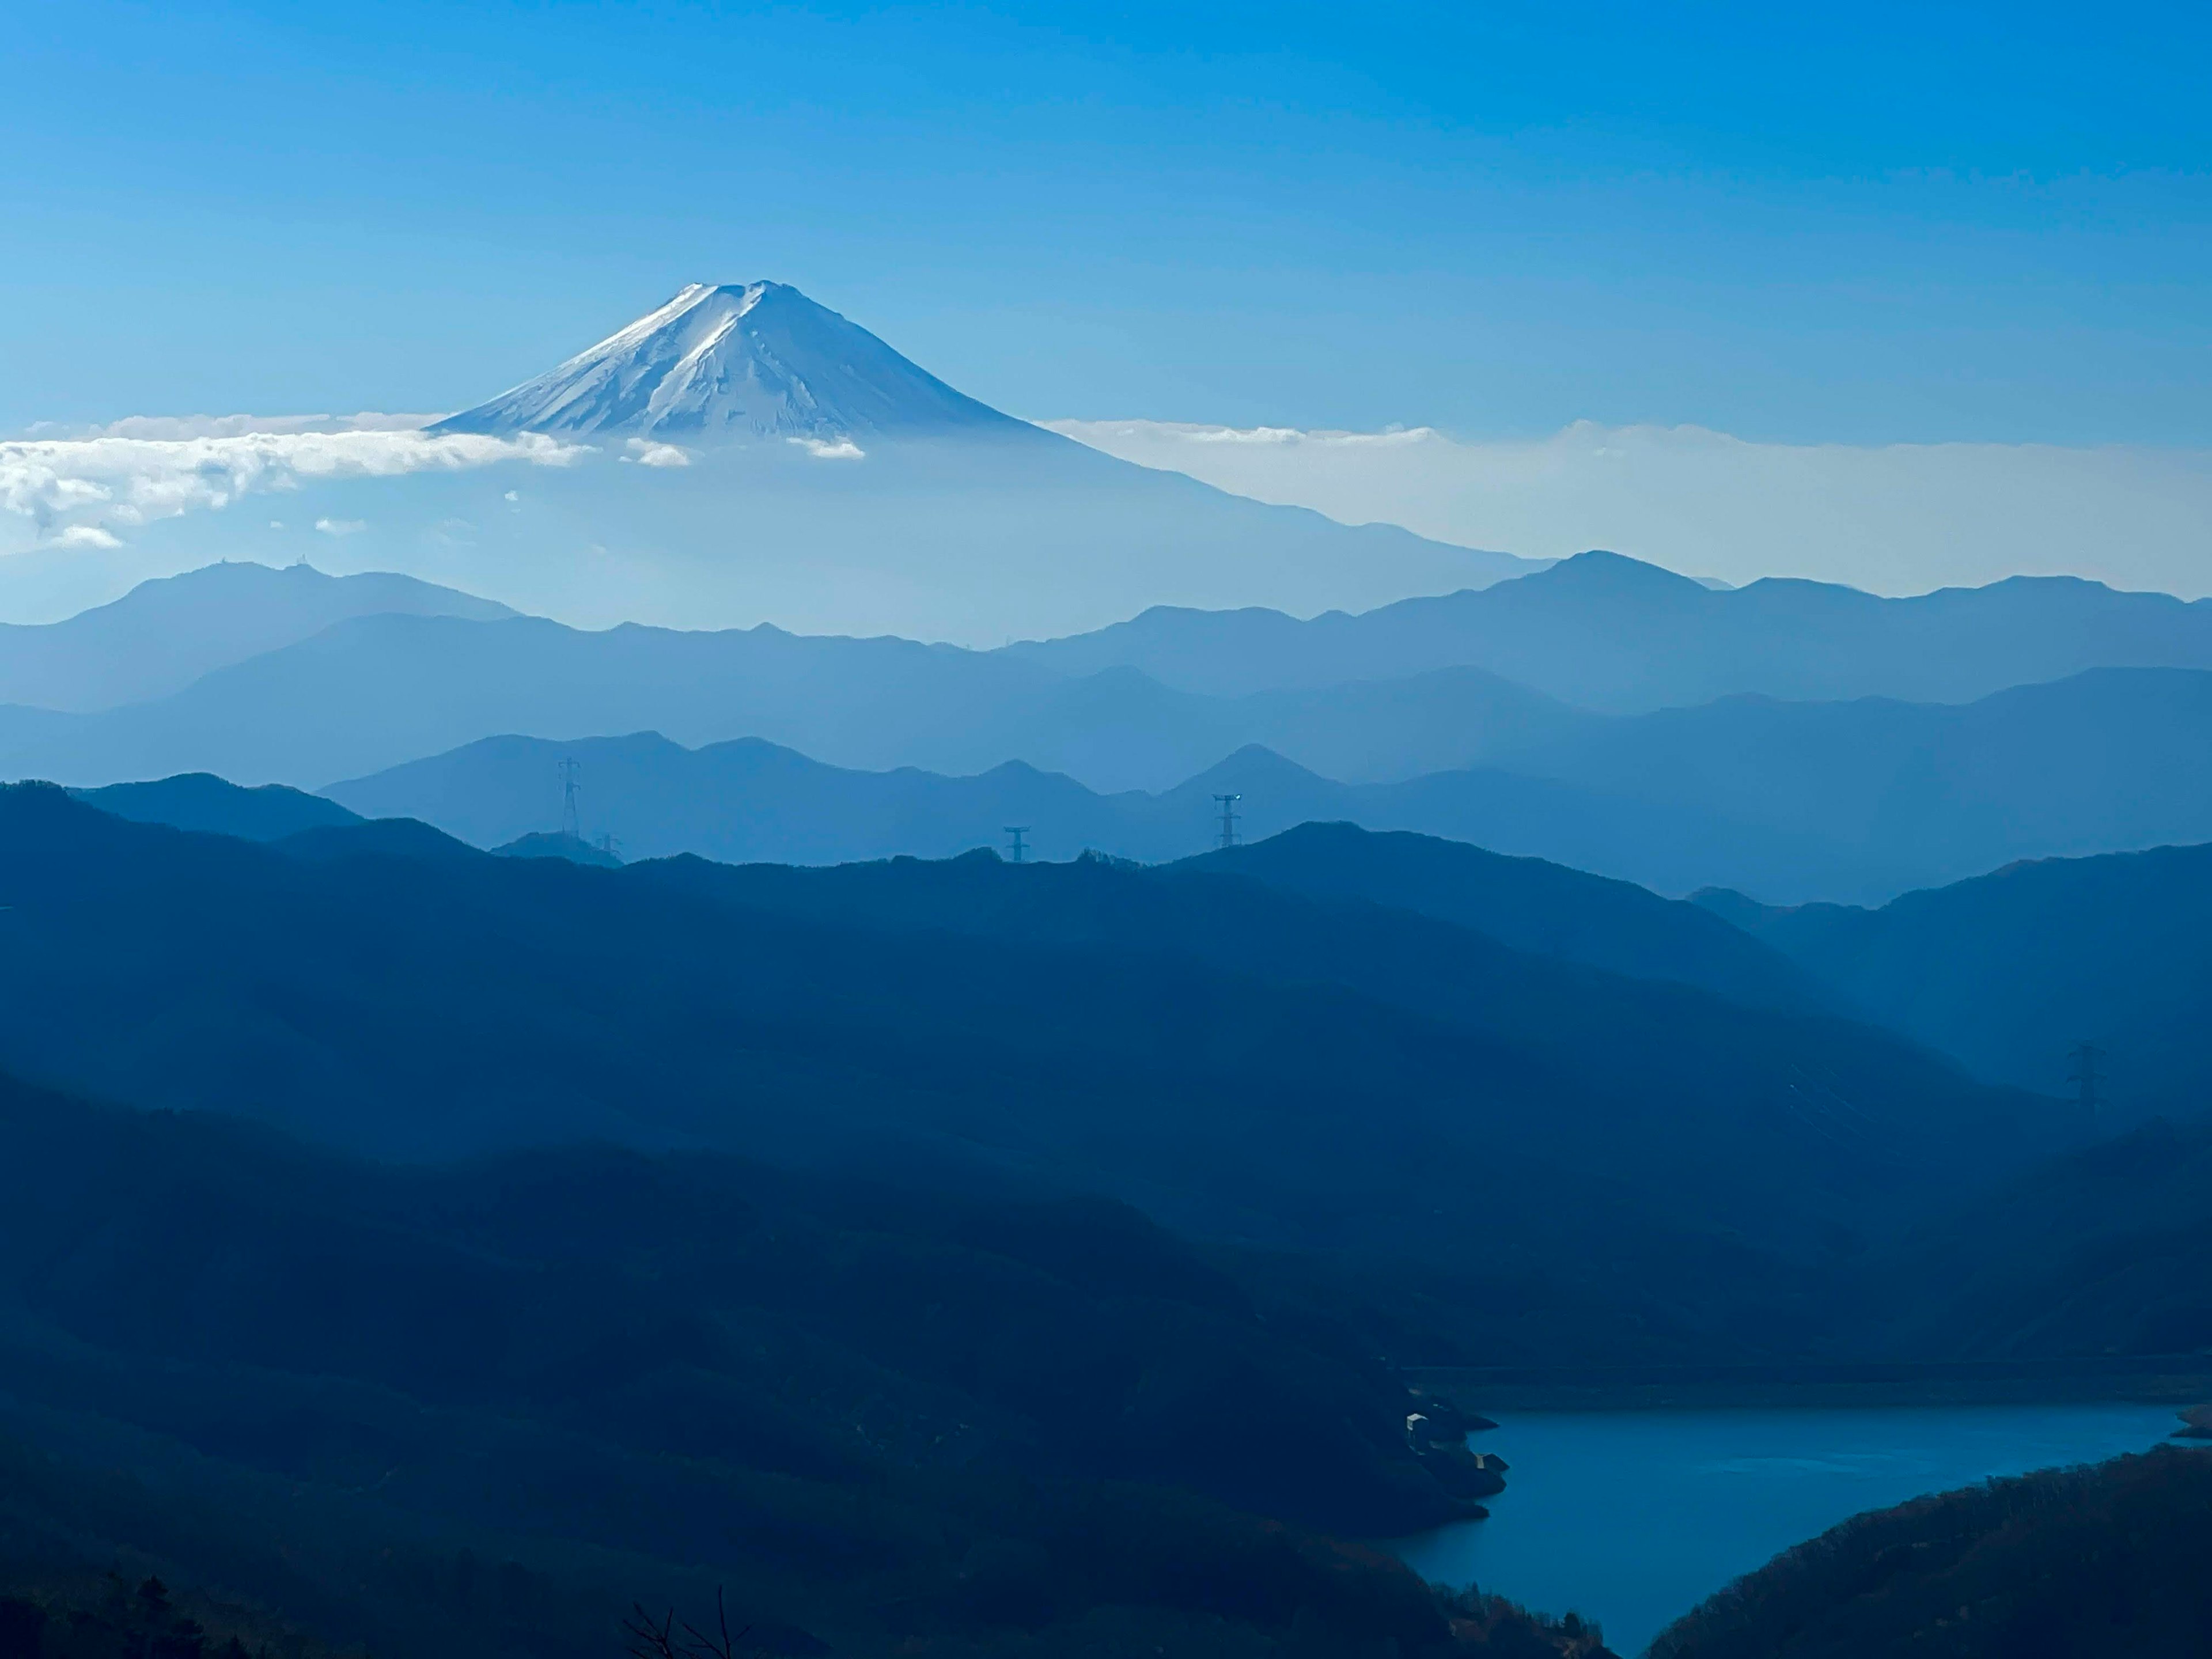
0, 783, 2077, 1361
1648, 1447, 2212, 1658
0, 1070, 1607, 1659
1181, 824, 1834, 1016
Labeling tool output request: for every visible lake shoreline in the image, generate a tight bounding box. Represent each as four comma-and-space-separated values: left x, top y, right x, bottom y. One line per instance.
1387, 1399, 2187, 1656
1408, 1357, 2212, 1412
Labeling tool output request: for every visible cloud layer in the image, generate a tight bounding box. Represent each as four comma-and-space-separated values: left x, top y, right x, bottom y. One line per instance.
0, 422, 582, 554
1048, 420, 2212, 598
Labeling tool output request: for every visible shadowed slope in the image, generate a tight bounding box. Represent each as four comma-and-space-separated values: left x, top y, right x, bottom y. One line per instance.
1702, 839, 2212, 1108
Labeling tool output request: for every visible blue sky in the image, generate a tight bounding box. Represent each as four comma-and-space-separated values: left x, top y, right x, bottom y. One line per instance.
7, 0, 2210, 443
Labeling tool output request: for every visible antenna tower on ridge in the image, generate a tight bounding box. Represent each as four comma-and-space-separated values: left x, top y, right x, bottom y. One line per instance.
2066, 1040, 2105, 1115
1003, 826, 1030, 863
1212, 793, 1242, 851
556, 757, 582, 840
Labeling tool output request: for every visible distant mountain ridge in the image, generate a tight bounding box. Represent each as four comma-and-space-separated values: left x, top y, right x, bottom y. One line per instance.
430, 282, 1028, 442
321, 730, 1828, 899
72, 771, 360, 840
0, 611, 1588, 794
0, 561, 513, 713
1009, 550, 2212, 711
315, 660, 2212, 903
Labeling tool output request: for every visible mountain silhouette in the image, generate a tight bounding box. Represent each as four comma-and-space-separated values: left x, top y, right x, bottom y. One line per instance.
71, 771, 359, 839
0, 560, 513, 713
1012, 550, 2212, 712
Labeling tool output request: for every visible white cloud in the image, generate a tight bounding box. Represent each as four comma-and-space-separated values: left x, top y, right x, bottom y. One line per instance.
73, 412, 442, 440
52, 524, 121, 549
0, 421, 584, 554
314, 517, 367, 536
791, 435, 865, 460
1048, 419, 2212, 598
622, 437, 692, 468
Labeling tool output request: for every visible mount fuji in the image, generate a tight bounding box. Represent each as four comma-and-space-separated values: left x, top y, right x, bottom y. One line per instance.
430, 282, 1029, 443
12, 282, 1541, 641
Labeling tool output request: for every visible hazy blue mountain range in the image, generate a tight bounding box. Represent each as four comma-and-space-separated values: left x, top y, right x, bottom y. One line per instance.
320, 730, 1706, 870
1010, 550, 2212, 711
318, 660, 2212, 903
1703, 839, 2212, 1111
16, 559, 2212, 900
0, 603, 1579, 795
0, 561, 512, 713
1505, 666, 2212, 899
323, 736, 1839, 985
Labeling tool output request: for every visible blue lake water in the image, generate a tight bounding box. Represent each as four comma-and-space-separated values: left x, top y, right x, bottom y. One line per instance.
1391, 1403, 2181, 1657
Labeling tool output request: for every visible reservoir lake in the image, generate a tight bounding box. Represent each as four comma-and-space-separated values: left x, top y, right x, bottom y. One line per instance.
1392, 1403, 2181, 1657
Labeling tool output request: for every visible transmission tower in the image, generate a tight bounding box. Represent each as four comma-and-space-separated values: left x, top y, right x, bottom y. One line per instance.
556, 757, 582, 840
1212, 793, 1242, 851
2066, 1040, 2105, 1115
1003, 825, 1030, 863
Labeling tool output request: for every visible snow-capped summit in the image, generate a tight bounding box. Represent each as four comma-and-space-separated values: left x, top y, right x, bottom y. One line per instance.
431, 282, 1026, 442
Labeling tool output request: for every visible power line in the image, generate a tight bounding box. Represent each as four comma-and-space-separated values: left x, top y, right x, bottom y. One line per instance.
556, 757, 582, 840
1212, 793, 1241, 851
1003, 825, 1030, 863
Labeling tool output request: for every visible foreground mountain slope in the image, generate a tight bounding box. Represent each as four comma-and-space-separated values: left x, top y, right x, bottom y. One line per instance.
1649, 1447, 2212, 1659
1703, 839, 2212, 1107
1009, 550, 2212, 711
1872, 1118, 2212, 1359
0, 1070, 1599, 1659
0, 561, 514, 713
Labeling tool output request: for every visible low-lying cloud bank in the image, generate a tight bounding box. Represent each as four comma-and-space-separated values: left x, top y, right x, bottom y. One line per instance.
1048, 419, 2212, 598
0, 421, 582, 554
